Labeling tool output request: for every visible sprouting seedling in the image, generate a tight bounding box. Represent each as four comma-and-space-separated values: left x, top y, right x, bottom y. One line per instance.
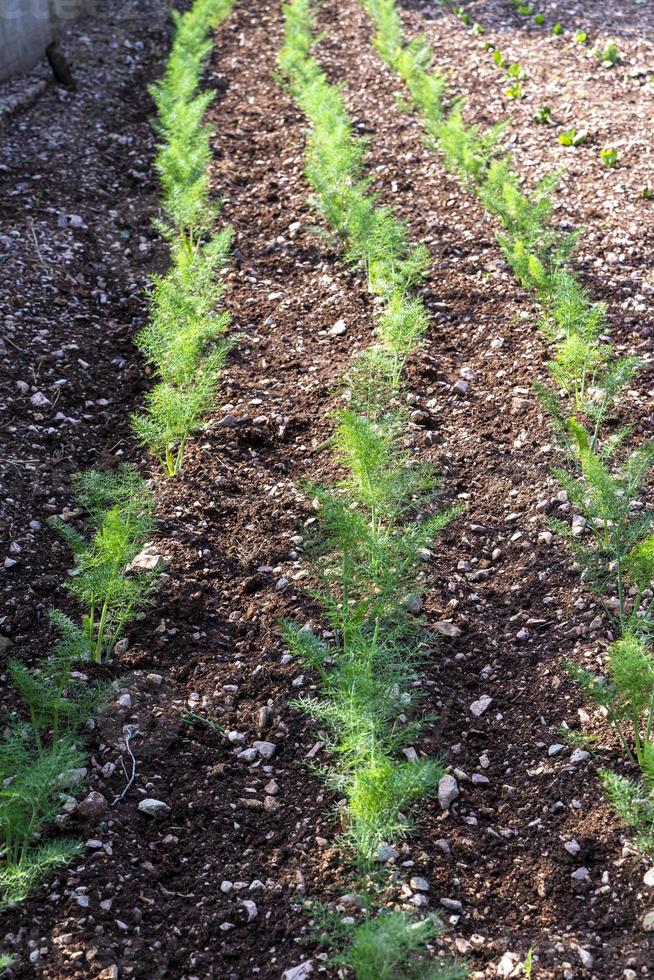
493, 49, 507, 69
453, 6, 472, 26
471, 21, 484, 35
595, 42, 619, 66
533, 105, 553, 124
574, 29, 588, 43
600, 147, 619, 168
552, 22, 564, 36
559, 127, 588, 146
522, 948, 535, 978
515, 3, 533, 15
505, 81, 524, 99
642, 186, 654, 200
506, 62, 526, 79
533, 13, 545, 25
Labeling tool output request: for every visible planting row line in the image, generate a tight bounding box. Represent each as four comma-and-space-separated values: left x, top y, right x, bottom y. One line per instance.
277, 0, 467, 975
0, 0, 235, 953
359, 0, 654, 860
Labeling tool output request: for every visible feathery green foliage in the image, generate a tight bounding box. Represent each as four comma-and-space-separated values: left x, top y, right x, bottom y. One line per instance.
134, 0, 235, 475
279, 0, 460, 868
0, 724, 84, 907
552, 419, 654, 629
50, 466, 159, 663
0, 954, 14, 974
331, 909, 467, 979
279, 0, 430, 385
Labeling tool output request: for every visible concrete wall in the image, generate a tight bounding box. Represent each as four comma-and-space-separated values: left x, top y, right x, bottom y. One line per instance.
0, 1, 91, 82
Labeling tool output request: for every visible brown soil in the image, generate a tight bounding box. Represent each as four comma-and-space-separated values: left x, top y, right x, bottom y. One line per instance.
1, 0, 653, 978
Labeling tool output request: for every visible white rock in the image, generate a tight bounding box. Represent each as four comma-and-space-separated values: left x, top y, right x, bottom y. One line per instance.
438, 774, 459, 810
329, 319, 347, 336
241, 899, 258, 921
570, 748, 590, 764
642, 909, 654, 931
469, 695, 492, 717
138, 798, 170, 819
282, 963, 313, 980
643, 867, 654, 887
548, 743, 565, 756
220, 880, 233, 894
564, 838, 581, 856
409, 876, 429, 892
571, 867, 590, 882
575, 946, 593, 969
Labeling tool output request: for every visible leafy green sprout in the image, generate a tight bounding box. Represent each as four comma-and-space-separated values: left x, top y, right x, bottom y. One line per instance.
533, 105, 552, 124
559, 127, 588, 146
493, 49, 507, 69
533, 13, 544, 26
600, 147, 619, 168
595, 42, 619, 66
552, 22, 564, 36
0, 954, 15, 975
574, 29, 588, 44
505, 81, 523, 99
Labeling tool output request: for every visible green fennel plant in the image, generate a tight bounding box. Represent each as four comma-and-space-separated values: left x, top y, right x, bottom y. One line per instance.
50, 467, 159, 663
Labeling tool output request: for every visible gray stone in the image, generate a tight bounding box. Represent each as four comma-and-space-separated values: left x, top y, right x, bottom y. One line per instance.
439, 897, 462, 911
138, 798, 170, 819
409, 876, 429, 892
438, 774, 459, 810
253, 740, 276, 760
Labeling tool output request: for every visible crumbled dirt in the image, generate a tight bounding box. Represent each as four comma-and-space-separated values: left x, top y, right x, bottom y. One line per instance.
1, 0, 653, 977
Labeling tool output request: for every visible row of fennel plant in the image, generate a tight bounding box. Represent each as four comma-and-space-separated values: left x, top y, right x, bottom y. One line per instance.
358, 0, 654, 856
278, 2, 465, 977
0, 0, 235, 926
131, 0, 235, 476
1, 467, 158, 910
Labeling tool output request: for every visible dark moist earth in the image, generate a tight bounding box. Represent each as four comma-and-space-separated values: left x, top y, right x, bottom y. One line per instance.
1, 0, 653, 977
